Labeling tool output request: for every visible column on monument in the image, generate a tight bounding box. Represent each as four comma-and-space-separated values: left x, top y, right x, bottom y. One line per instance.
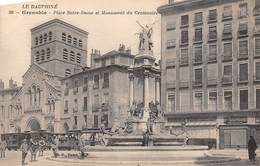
144, 70, 149, 108
155, 76, 160, 103
129, 73, 134, 106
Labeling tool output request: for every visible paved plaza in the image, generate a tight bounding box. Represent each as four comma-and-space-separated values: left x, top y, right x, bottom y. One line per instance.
0, 149, 259, 166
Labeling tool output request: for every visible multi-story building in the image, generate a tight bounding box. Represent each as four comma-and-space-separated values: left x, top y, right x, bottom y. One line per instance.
60, 46, 134, 131
158, 0, 260, 148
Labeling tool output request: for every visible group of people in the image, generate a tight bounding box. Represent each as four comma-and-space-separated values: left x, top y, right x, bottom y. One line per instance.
20, 137, 48, 165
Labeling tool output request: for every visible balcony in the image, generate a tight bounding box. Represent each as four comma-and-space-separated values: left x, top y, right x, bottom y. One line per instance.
222, 13, 232, 21
193, 37, 203, 44
24, 106, 42, 114
222, 33, 232, 40
222, 55, 232, 62
193, 57, 203, 65
179, 57, 188, 66
238, 76, 248, 84
73, 87, 78, 94
254, 75, 260, 83
208, 33, 217, 42
179, 80, 189, 88
207, 16, 217, 24
166, 59, 176, 68
166, 82, 176, 89
238, 53, 248, 60
83, 85, 88, 92
222, 75, 232, 85
193, 20, 203, 27
207, 78, 218, 86
207, 55, 217, 63
192, 80, 202, 87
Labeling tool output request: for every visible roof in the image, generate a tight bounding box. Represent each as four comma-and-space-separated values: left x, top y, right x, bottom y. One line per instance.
94, 50, 135, 60
31, 19, 88, 35
157, 0, 242, 15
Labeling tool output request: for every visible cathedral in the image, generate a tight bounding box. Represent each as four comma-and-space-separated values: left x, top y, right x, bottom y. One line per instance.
0, 19, 160, 134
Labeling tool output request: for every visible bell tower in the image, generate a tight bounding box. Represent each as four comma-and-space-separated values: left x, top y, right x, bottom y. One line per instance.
30, 19, 88, 77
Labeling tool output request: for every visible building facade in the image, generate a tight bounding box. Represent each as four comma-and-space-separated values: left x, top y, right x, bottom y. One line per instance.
158, 0, 260, 148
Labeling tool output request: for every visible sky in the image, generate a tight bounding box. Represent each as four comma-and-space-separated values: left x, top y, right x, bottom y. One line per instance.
0, 0, 184, 87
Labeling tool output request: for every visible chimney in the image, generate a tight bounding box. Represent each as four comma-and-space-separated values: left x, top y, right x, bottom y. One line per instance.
9, 77, 14, 89
0, 79, 4, 90
90, 49, 101, 68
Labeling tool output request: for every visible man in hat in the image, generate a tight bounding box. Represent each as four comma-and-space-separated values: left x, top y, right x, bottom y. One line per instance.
20, 139, 28, 165
38, 137, 46, 156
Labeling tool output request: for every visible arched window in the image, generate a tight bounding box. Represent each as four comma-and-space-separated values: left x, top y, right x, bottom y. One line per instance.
39, 35, 43, 44
65, 69, 71, 77
35, 37, 38, 45
41, 50, 45, 61
63, 49, 68, 60
73, 37, 77, 46
67, 35, 72, 44
46, 48, 50, 59
62, 33, 66, 42
43, 33, 47, 43
48, 31, 52, 41
76, 53, 81, 64
78, 39, 82, 47
35, 51, 40, 62
70, 51, 75, 62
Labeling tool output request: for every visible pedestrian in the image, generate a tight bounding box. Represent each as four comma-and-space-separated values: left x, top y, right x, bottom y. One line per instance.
0, 137, 7, 158
51, 136, 59, 158
20, 139, 28, 165
29, 138, 38, 162
38, 137, 46, 156
248, 136, 258, 162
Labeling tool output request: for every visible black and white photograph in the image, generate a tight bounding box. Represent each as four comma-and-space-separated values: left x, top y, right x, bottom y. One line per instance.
0, 0, 259, 165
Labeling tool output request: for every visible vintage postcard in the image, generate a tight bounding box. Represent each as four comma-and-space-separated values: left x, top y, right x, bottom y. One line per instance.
0, 0, 259, 165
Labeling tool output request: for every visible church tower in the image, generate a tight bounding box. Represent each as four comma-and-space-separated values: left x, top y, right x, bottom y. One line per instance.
30, 19, 88, 78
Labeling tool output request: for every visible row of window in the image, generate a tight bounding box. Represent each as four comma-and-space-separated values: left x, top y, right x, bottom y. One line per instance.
167, 21, 253, 48
167, 2, 258, 31
168, 39, 260, 67
167, 88, 260, 113
61, 33, 83, 48
0, 105, 22, 119
35, 48, 51, 62
35, 31, 52, 46
67, 114, 109, 128
170, 61, 260, 85
64, 73, 110, 95
63, 49, 81, 64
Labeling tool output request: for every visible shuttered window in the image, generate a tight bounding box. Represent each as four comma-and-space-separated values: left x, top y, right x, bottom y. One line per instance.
223, 42, 232, 58
255, 39, 260, 56
194, 12, 203, 24
238, 22, 248, 36
209, 26, 217, 40
181, 15, 189, 26
209, 44, 217, 61
194, 92, 203, 112
255, 62, 260, 80
256, 89, 260, 109
239, 3, 248, 18
194, 68, 202, 84
240, 89, 248, 110
223, 6, 232, 19
239, 63, 248, 81
180, 48, 189, 65
224, 91, 232, 111
168, 93, 176, 112
208, 9, 217, 21
239, 40, 248, 57
181, 30, 189, 44
194, 46, 202, 63
194, 28, 202, 42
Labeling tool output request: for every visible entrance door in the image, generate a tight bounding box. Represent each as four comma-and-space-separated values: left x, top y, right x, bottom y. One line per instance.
224, 133, 231, 148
